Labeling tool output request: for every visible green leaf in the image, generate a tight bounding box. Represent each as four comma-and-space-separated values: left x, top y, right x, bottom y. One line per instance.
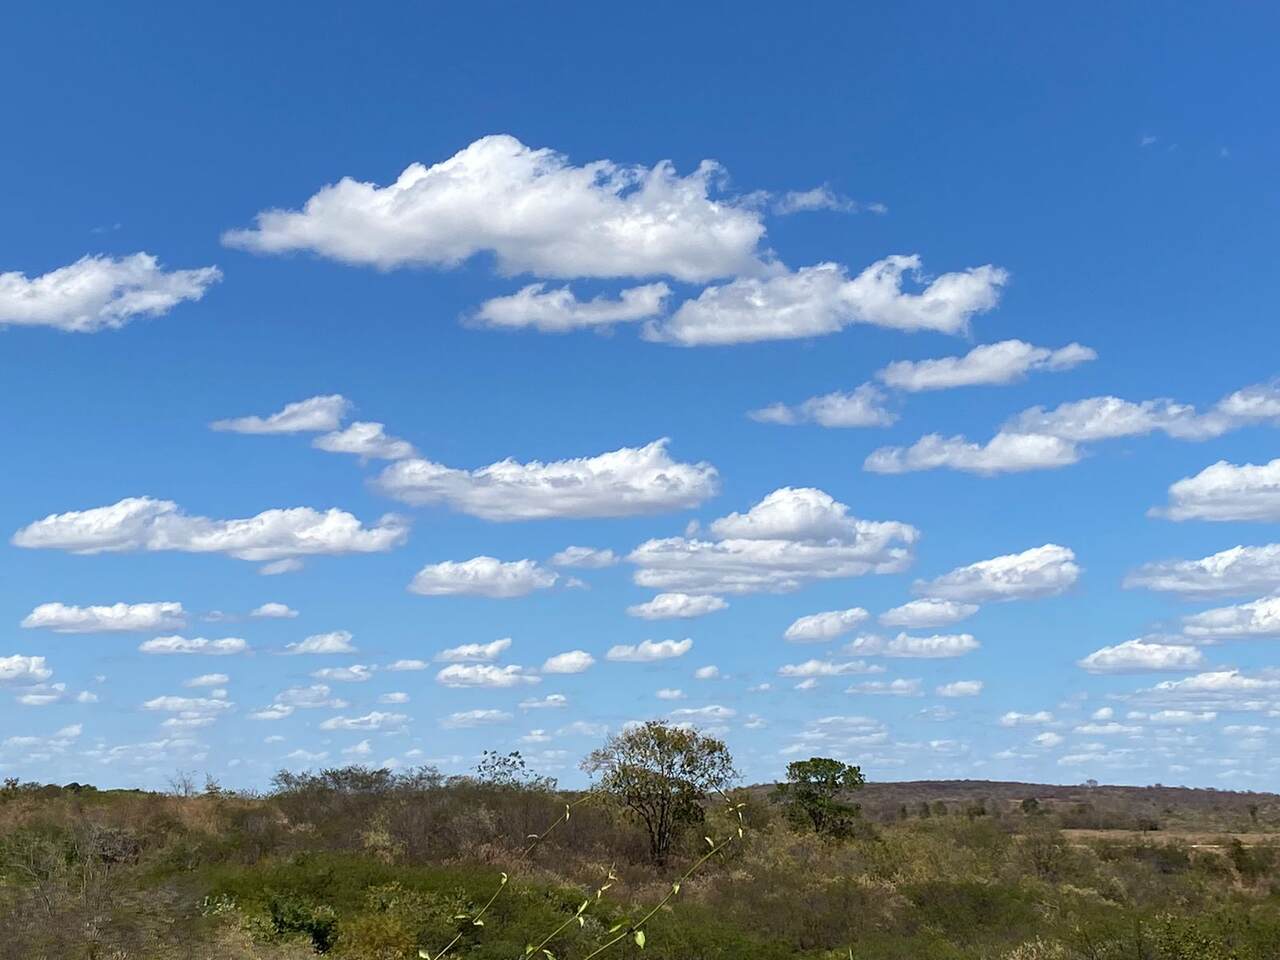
634, 929, 646, 949
608, 923, 625, 934
418, 951, 431, 960
472, 919, 485, 927
671, 882, 681, 895
704, 836, 714, 847
525, 945, 535, 956
500, 872, 509, 884
577, 916, 585, 927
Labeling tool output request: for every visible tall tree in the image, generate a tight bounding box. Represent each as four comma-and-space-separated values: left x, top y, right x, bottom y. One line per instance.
773, 757, 865, 837
582, 721, 736, 864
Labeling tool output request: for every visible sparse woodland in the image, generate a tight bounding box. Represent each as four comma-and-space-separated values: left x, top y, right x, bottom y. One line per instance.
2, 729, 1279, 960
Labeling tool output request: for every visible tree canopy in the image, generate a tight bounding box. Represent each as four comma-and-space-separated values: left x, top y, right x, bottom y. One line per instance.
582, 721, 736, 863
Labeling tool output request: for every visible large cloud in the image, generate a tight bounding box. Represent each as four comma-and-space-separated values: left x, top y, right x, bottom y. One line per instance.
1077, 639, 1205, 674
626, 593, 728, 620
435, 638, 513, 662
1156, 458, 1280, 522
0, 655, 53, 685
313, 422, 416, 460
629, 487, 917, 595
0, 253, 220, 332
1133, 670, 1280, 710
783, 607, 869, 643
12, 497, 408, 568
914, 544, 1079, 603
376, 439, 718, 520
408, 557, 558, 597
138, 636, 248, 655
1124, 544, 1280, 598
877, 340, 1095, 392
475, 282, 670, 332
211, 395, 350, 434
285, 631, 357, 655
648, 256, 1007, 346
21, 601, 185, 634
1182, 595, 1280, 639
866, 382, 1280, 476
878, 599, 978, 629
605, 638, 693, 662
844, 632, 980, 658
865, 431, 1079, 475
436, 663, 540, 687
223, 135, 764, 282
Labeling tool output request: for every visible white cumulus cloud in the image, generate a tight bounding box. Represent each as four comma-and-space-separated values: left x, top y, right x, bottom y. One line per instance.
211, 395, 350, 434
138, 636, 248, 655
626, 593, 728, 620
285, 630, 357, 655
542, 650, 595, 674
376, 439, 717, 520
1124, 544, 1280, 598
877, 340, 1095, 392
436, 638, 513, 662
0, 253, 220, 332
475, 282, 670, 332
628, 487, 917, 595
1077, 639, 1205, 674
879, 599, 978, 629
22, 601, 185, 633
0, 655, 53, 685
224, 135, 764, 282
606, 638, 693, 662
865, 431, 1080, 475
783, 607, 870, 643
251, 602, 298, 619
409, 557, 558, 598
12, 496, 408, 567
1156, 458, 1280, 522
648, 256, 1007, 346
749, 384, 897, 429
313, 422, 416, 460
846, 633, 980, 658
914, 544, 1080, 603
1182, 595, 1280, 639
937, 680, 983, 697
436, 663, 540, 687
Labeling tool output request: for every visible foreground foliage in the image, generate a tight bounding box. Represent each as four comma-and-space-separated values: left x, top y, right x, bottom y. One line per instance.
0, 767, 1278, 959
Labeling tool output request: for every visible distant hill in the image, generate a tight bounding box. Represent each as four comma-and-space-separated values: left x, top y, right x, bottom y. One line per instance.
745, 778, 1280, 832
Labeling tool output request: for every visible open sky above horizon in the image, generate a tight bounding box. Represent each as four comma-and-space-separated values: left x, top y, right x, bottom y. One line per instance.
3, 2, 1280, 791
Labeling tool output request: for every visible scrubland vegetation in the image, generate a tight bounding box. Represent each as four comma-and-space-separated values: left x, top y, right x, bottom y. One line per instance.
2, 724, 1279, 960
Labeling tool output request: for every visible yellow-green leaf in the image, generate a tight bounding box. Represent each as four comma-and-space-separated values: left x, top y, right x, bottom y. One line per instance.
634, 929, 646, 949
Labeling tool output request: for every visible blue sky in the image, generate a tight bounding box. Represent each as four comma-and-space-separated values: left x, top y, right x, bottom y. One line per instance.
3, 2, 1280, 790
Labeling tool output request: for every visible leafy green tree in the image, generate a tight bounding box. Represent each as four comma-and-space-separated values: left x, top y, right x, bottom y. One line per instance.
772, 757, 865, 837
582, 721, 736, 864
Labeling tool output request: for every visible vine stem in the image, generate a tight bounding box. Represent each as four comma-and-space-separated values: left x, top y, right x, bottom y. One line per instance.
421, 793, 597, 960
578, 819, 742, 960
